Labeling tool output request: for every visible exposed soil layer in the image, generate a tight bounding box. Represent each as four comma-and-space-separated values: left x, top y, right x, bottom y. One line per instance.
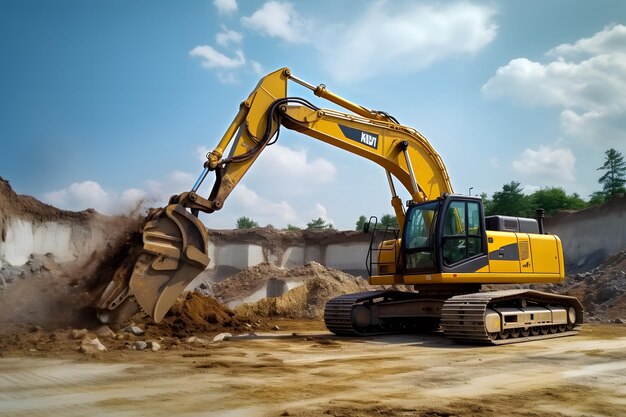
0, 177, 91, 225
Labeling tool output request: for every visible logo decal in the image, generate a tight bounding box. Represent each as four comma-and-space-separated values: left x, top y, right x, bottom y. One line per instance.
339, 125, 379, 150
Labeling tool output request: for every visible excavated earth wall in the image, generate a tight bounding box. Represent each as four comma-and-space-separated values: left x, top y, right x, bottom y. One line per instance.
195, 228, 371, 286
545, 195, 626, 272
0, 178, 135, 270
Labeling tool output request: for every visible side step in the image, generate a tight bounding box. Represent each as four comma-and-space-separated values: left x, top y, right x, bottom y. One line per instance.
441, 289, 584, 345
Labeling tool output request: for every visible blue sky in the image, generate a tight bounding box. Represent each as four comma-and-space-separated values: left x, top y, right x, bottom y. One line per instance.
2, 0, 625, 229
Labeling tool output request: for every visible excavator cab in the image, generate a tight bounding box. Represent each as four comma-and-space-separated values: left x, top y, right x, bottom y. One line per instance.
402, 195, 488, 275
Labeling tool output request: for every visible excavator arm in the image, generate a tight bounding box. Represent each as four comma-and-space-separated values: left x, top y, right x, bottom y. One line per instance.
95, 67, 453, 323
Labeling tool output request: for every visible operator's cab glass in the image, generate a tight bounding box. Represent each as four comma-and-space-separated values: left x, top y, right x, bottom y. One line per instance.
403, 196, 487, 274
442, 201, 483, 266
403, 201, 438, 273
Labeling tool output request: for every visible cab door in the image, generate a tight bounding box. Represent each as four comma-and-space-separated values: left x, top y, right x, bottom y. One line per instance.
438, 197, 489, 273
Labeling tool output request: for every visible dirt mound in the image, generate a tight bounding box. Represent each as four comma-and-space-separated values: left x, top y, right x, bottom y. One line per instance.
233, 263, 372, 319
141, 292, 246, 338
205, 263, 293, 303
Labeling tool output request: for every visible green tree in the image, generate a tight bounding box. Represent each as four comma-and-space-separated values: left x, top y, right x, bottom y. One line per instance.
565, 192, 587, 210
529, 187, 587, 216
490, 181, 532, 217
588, 191, 606, 206
286, 224, 301, 230
355, 215, 367, 232
306, 217, 336, 231
379, 214, 399, 228
235, 216, 259, 229
598, 148, 626, 198
480, 192, 494, 216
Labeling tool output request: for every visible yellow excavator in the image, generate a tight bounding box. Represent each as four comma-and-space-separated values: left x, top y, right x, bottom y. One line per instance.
95, 67, 583, 344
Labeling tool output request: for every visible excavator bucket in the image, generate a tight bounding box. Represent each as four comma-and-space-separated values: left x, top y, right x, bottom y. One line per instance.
96, 204, 210, 323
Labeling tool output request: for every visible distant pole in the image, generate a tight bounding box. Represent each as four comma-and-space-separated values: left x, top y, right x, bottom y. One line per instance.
468, 187, 473, 196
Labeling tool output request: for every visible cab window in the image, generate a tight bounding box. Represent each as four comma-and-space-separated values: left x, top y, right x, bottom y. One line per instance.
442, 201, 483, 265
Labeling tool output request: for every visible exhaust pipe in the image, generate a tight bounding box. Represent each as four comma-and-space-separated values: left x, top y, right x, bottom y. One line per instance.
536, 208, 545, 234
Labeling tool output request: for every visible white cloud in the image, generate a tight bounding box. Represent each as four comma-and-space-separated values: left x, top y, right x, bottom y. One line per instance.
250, 60, 264, 75
217, 72, 239, 84
228, 184, 297, 225
318, 1, 497, 82
250, 144, 336, 192
189, 46, 245, 69
213, 0, 237, 15
216, 26, 243, 47
482, 24, 626, 147
547, 24, 626, 58
196, 145, 211, 163
241, 1, 309, 43
512, 145, 576, 185
308, 203, 334, 228
43, 180, 112, 214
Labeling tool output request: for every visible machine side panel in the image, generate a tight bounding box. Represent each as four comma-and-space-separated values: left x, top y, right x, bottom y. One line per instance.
487, 231, 520, 273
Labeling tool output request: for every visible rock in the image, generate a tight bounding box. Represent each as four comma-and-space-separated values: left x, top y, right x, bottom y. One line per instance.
123, 325, 145, 336
185, 336, 209, 345
71, 329, 89, 340
213, 333, 232, 342
597, 285, 619, 303
615, 318, 625, 324
148, 341, 161, 352
95, 325, 116, 338
29, 325, 42, 333
281, 411, 290, 416
133, 341, 148, 350
577, 257, 587, 267
80, 337, 107, 354
244, 323, 252, 329
272, 325, 280, 331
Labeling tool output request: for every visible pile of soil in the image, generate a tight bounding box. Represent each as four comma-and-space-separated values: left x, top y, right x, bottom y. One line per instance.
203, 263, 294, 303
231, 262, 373, 319
142, 292, 247, 338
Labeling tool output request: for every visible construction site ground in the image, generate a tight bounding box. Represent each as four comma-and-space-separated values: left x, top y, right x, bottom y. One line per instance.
2, 322, 626, 417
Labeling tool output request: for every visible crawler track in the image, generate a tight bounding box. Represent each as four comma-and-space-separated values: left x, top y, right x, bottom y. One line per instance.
441, 289, 584, 345
325, 289, 584, 345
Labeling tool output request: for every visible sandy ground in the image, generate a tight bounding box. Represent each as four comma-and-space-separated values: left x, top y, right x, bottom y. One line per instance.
1, 322, 626, 417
